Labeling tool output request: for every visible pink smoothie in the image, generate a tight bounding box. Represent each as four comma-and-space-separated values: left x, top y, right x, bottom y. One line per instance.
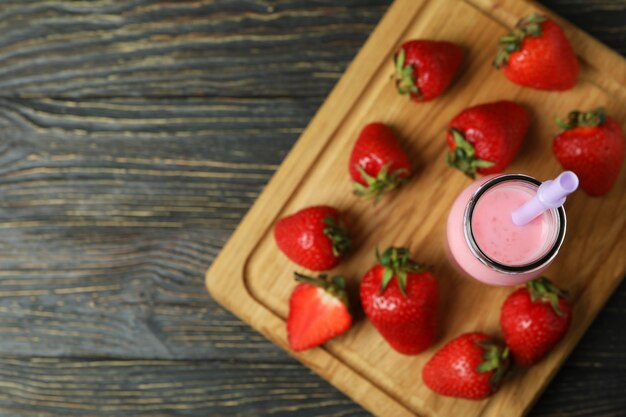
446, 175, 558, 286
471, 185, 548, 266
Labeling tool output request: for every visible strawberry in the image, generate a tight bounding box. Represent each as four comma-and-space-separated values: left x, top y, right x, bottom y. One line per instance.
422, 332, 510, 400
393, 39, 464, 102
274, 206, 350, 271
349, 123, 411, 201
287, 273, 352, 352
446, 100, 529, 178
359, 247, 438, 355
500, 277, 572, 367
552, 107, 625, 197
494, 14, 579, 91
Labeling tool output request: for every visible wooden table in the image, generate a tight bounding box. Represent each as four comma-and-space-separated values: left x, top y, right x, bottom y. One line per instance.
0, 1, 623, 416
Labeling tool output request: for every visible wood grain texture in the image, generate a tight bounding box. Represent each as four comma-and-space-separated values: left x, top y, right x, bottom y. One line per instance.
0, 96, 322, 360
0, 357, 367, 416
543, 0, 626, 55
0, 0, 389, 98
0, 96, 310, 229
0, 357, 622, 417
0, 0, 622, 416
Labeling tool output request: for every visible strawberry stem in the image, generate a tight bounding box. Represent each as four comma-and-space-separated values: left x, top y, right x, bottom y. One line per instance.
527, 277, 569, 316
375, 247, 428, 296
476, 340, 510, 389
493, 13, 546, 68
322, 216, 351, 257
353, 163, 409, 203
446, 129, 495, 179
555, 107, 606, 130
393, 47, 421, 97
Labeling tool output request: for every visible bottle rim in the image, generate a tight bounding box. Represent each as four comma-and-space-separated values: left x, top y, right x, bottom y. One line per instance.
463, 174, 566, 274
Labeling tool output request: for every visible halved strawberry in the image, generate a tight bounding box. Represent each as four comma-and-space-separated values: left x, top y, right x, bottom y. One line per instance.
287, 273, 352, 352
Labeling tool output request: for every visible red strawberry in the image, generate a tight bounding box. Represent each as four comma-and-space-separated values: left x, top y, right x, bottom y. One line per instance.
393, 39, 464, 102
287, 273, 352, 352
349, 123, 411, 201
494, 14, 579, 91
446, 100, 529, 178
274, 206, 350, 271
360, 247, 438, 355
500, 277, 572, 367
552, 108, 624, 197
423, 333, 510, 400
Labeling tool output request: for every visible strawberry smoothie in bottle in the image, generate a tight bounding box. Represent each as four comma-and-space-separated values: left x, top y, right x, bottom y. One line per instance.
446, 172, 577, 286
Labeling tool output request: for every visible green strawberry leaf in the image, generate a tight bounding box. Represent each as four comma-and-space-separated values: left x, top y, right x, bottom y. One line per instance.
493, 13, 546, 68
353, 162, 409, 203
393, 47, 420, 97
323, 215, 351, 257
381, 268, 394, 293
376, 247, 429, 296
527, 277, 569, 317
446, 129, 494, 178
555, 107, 606, 131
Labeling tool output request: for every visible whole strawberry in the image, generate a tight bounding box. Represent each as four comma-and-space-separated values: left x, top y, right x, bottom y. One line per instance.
552, 107, 624, 197
423, 333, 510, 400
287, 273, 352, 351
274, 206, 350, 271
446, 100, 529, 178
349, 123, 411, 201
494, 14, 579, 90
360, 247, 438, 355
500, 277, 572, 367
393, 39, 464, 102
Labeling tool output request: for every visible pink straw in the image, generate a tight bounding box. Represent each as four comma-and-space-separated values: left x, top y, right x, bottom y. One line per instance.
512, 171, 579, 226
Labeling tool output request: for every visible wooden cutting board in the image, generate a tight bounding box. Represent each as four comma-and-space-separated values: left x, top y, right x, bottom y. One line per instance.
206, 0, 626, 416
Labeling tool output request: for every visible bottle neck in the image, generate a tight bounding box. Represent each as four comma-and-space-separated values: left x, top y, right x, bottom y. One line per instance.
463, 174, 566, 274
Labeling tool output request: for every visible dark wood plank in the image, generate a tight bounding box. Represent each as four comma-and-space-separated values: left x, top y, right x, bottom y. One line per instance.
0, 96, 321, 359
0, 357, 366, 416
542, 0, 626, 55
0, 356, 622, 416
0, 0, 389, 98
0, 96, 315, 229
